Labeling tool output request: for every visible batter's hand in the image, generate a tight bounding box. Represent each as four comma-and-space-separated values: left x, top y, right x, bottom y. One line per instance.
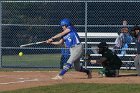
46, 38, 53, 43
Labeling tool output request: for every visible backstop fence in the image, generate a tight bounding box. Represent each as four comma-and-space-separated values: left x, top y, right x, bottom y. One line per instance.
0, 0, 140, 69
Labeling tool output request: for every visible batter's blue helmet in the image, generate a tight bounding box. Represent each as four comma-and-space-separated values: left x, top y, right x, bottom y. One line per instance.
60, 18, 71, 26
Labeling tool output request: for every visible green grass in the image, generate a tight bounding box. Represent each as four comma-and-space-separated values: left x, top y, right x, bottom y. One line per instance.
1, 83, 140, 93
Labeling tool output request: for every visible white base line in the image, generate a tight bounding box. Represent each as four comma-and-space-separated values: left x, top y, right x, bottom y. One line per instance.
0, 79, 39, 85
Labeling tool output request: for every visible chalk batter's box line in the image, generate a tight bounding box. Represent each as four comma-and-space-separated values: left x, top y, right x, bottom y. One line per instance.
0, 78, 39, 85
0, 75, 30, 79
0, 75, 39, 85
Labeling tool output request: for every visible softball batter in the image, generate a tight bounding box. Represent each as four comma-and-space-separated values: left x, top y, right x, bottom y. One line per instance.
46, 18, 92, 80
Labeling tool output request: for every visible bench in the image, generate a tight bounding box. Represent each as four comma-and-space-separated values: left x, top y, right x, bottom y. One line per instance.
78, 32, 118, 38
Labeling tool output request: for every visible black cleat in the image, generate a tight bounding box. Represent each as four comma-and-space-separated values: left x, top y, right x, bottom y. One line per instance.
87, 70, 92, 79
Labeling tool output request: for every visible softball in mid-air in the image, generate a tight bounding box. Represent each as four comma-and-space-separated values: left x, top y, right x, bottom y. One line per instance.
18, 52, 23, 56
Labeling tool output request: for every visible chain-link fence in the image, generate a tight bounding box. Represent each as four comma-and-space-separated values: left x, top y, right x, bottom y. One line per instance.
1, 0, 140, 69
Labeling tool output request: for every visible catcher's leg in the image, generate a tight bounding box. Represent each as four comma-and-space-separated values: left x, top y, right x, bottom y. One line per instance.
98, 68, 106, 77
104, 68, 117, 77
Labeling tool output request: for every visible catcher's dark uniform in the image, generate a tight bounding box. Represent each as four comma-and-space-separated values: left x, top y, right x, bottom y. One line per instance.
96, 42, 122, 77
101, 49, 122, 77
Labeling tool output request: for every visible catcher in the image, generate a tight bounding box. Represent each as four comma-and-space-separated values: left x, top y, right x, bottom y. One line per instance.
90, 42, 122, 77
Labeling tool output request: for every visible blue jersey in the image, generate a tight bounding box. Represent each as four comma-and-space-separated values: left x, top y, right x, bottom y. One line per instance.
62, 26, 80, 48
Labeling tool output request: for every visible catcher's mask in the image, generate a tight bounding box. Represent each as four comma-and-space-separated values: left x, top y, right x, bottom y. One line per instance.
131, 25, 140, 38
98, 42, 108, 54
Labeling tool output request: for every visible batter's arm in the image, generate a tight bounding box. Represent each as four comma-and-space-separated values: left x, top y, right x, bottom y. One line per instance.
50, 39, 64, 45
47, 29, 70, 43
52, 28, 70, 39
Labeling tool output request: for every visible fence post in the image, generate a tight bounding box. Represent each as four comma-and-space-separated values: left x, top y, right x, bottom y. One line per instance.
0, 2, 2, 68
84, 1, 88, 69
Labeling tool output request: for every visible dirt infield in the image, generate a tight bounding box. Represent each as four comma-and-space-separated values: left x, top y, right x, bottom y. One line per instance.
0, 71, 139, 91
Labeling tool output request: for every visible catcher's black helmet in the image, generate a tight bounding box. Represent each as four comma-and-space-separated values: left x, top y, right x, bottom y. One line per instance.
98, 42, 108, 54
98, 42, 108, 48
